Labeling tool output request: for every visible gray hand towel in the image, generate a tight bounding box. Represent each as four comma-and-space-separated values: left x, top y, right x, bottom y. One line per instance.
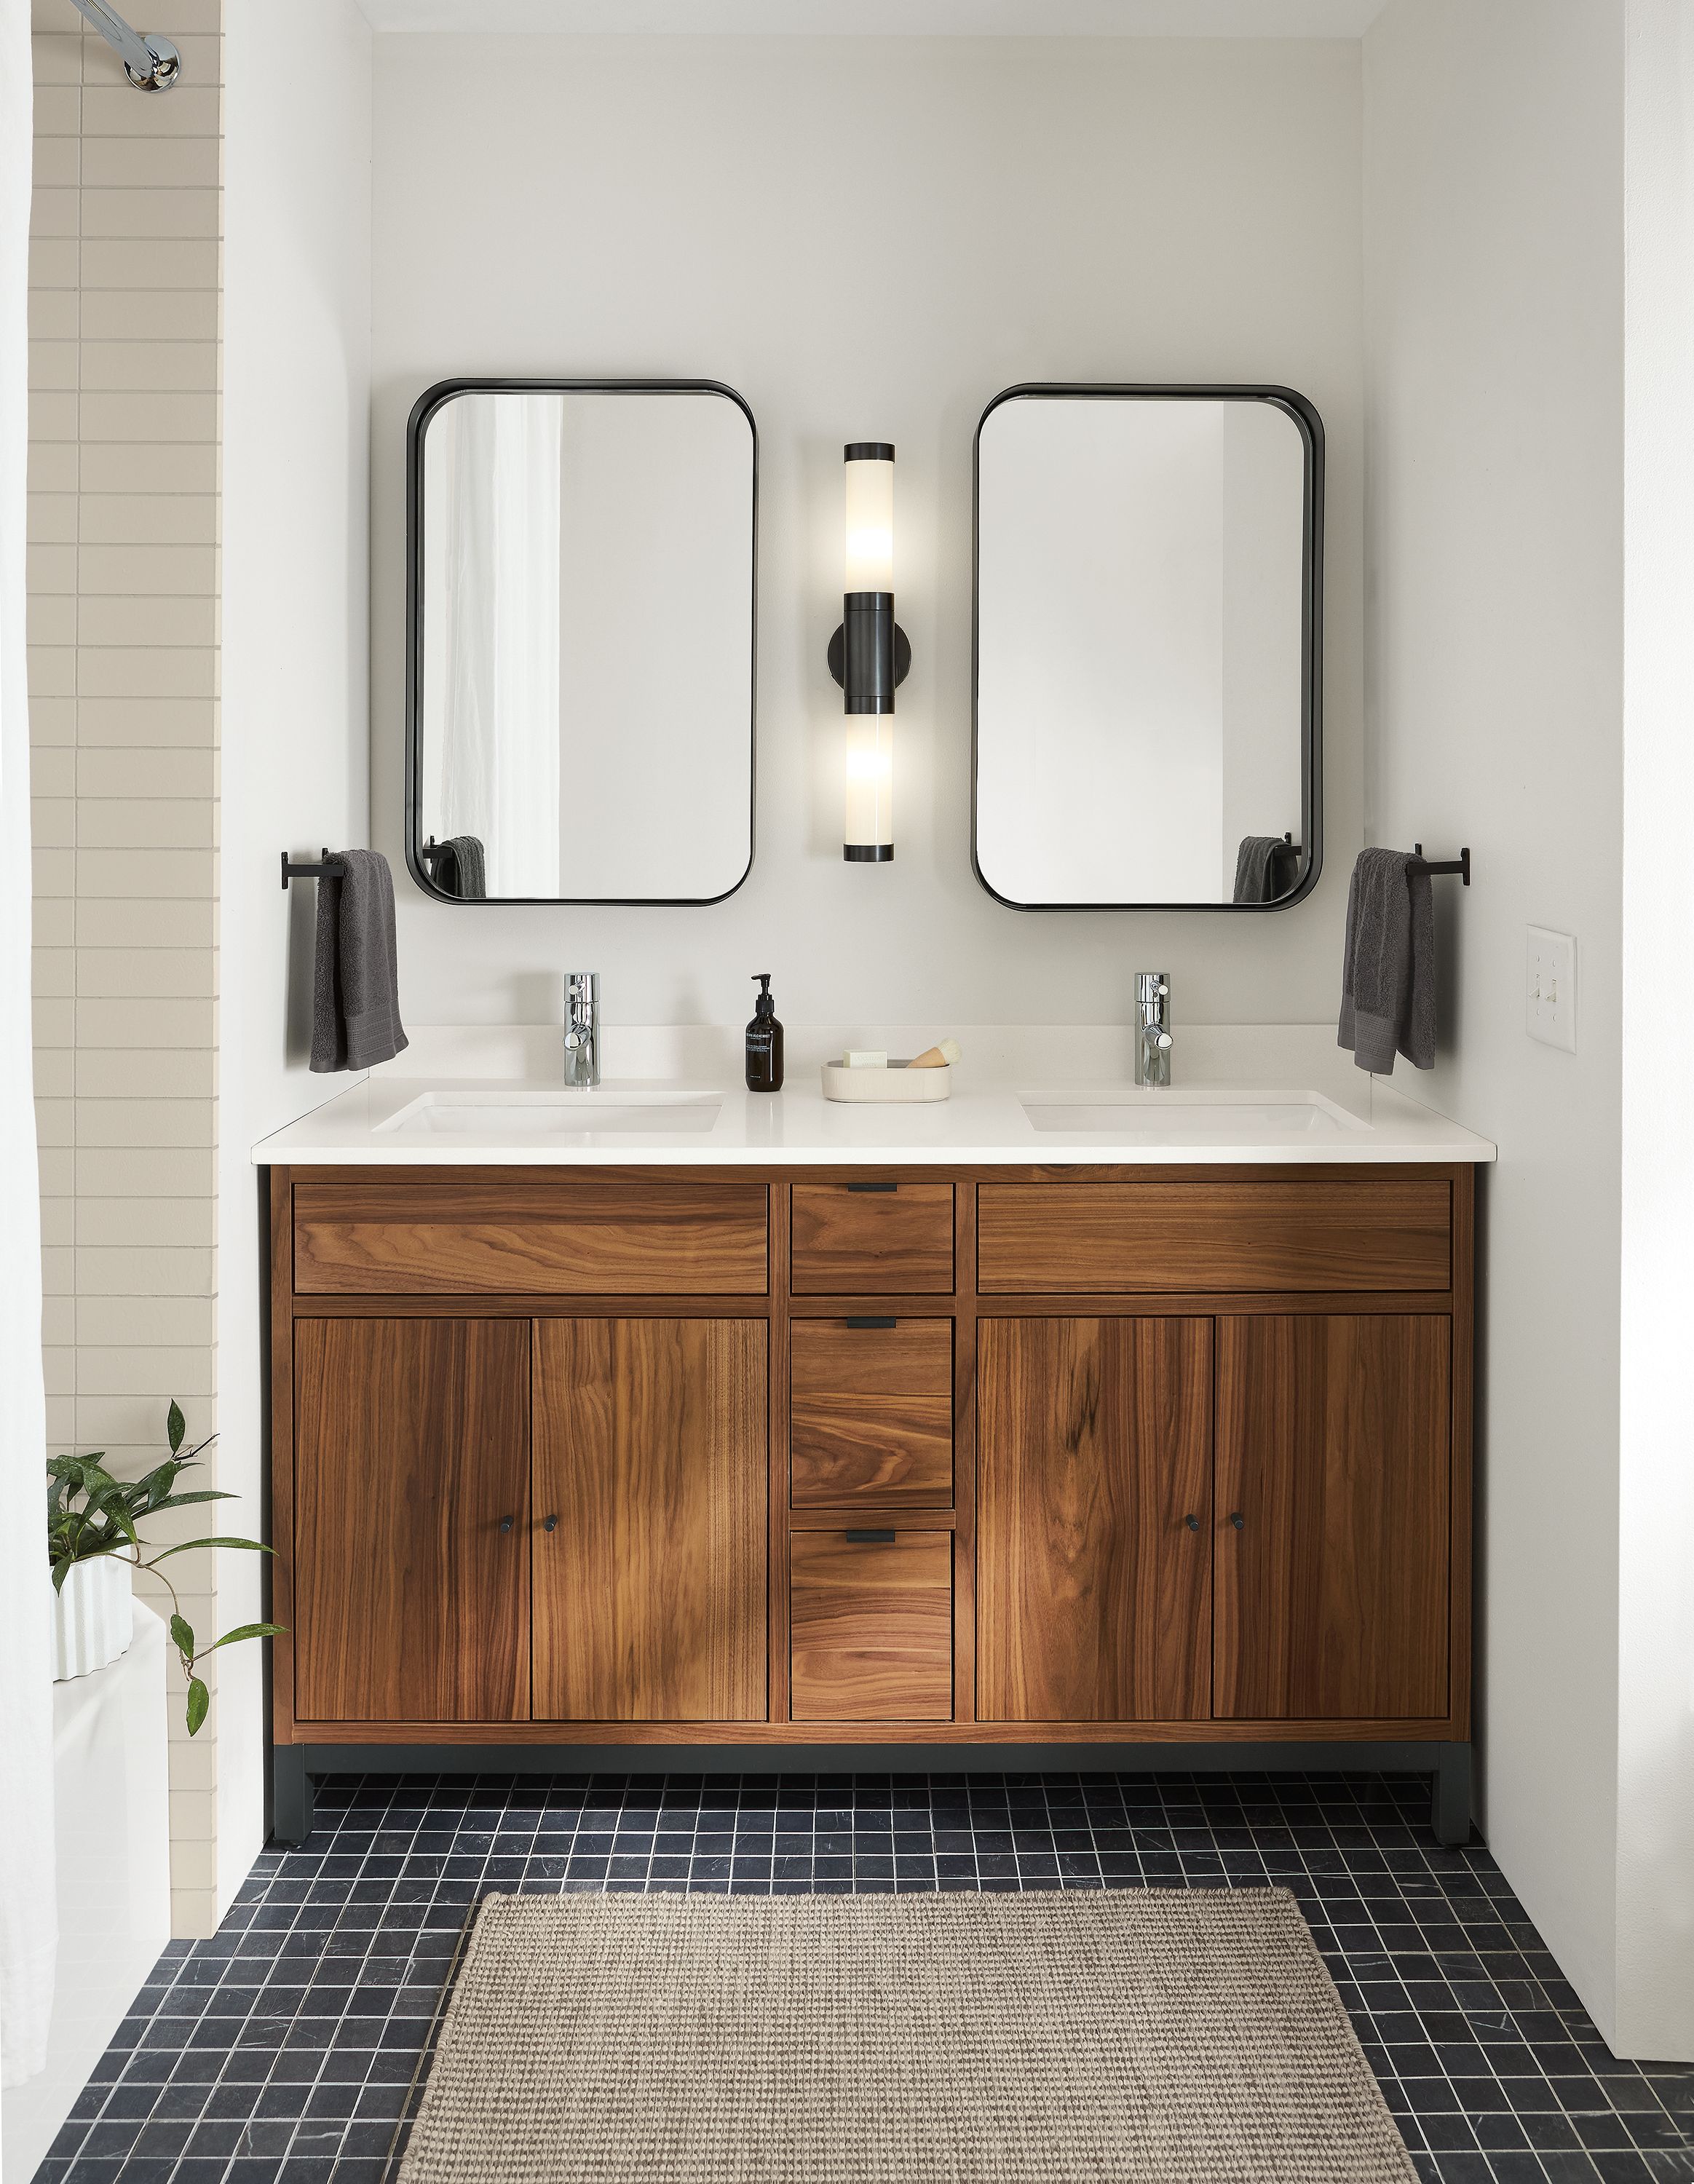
437, 833, 486, 900
1232, 835, 1295, 904
309, 848, 409, 1074
1337, 847, 1436, 1074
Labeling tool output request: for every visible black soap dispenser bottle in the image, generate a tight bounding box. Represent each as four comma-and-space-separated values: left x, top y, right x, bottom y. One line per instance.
745, 974, 784, 1093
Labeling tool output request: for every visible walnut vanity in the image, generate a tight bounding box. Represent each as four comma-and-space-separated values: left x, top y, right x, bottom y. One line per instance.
261, 1101, 1487, 1846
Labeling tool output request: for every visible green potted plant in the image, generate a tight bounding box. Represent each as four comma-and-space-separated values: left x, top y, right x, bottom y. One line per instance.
47, 1399, 284, 1733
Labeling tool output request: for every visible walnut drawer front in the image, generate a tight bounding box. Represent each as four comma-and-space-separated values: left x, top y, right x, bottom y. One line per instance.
790, 1183, 954, 1294
977, 1179, 1452, 1294
293, 1178, 769, 1295
790, 1318, 953, 1511
790, 1530, 953, 1722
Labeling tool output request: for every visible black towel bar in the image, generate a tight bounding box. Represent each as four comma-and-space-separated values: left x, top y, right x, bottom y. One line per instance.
280, 848, 346, 890
1412, 843, 1471, 886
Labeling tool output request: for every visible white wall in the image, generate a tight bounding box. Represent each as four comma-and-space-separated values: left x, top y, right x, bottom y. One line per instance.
219, 0, 372, 1913
1617, 0, 1694, 2063
369, 34, 1364, 1032
1363, 0, 1630, 2042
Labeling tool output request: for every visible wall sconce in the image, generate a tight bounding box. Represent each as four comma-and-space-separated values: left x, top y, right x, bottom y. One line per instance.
828, 441, 909, 862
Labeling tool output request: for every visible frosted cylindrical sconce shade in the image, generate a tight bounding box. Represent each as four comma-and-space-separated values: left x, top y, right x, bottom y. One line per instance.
844, 716, 893, 862
844, 443, 895, 593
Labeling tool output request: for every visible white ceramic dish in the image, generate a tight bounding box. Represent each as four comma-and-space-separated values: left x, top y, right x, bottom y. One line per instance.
820, 1060, 952, 1104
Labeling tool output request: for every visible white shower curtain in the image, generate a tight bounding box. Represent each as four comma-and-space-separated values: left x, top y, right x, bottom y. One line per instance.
0, 0, 57, 2095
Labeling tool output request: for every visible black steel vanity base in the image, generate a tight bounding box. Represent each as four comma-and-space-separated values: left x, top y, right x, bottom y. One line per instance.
272, 1740, 1473, 1852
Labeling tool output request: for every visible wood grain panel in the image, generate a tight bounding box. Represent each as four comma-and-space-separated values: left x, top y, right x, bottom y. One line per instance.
293, 1178, 769, 1296
1214, 1314, 1450, 1721
790, 1531, 953, 1722
790, 1184, 954, 1294
976, 1318, 1213, 1723
791, 1319, 952, 1508
293, 1318, 530, 1722
532, 1318, 768, 1722
977, 1181, 1451, 1294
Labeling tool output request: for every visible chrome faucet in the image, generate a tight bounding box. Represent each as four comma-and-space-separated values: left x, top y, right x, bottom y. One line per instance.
563, 972, 601, 1088
1134, 971, 1173, 1088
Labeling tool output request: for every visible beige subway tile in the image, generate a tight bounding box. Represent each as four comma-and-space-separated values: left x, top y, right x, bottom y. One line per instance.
81, 238, 221, 293
27, 644, 75, 697
28, 441, 78, 494
76, 543, 218, 596
26, 539, 75, 592
76, 748, 215, 799
80, 190, 222, 243
76, 844, 218, 899
79, 494, 217, 546
26, 288, 78, 344
31, 945, 74, 998
29, 793, 74, 848
28, 189, 79, 242
77, 1346, 215, 1398
74, 1098, 215, 1152
28, 491, 77, 544
28, 332, 77, 385
27, 239, 79, 294
78, 1294, 214, 1348
41, 1345, 76, 1400
34, 1096, 73, 1148
79, 594, 217, 642
40, 1246, 74, 1295
73, 1244, 214, 1296
34, 1045, 74, 1100
33, 989, 73, 1042
76, 997, 215, 1049
77, 1048, 214, 1098
75, 649, 216, 699
27, 594, 75, 647
75, 1198, 215, 1249
80, 342, 221, 395
76, 896, 213, 949
30, 694, 76, 746
75, 695, 216, 746
79, 441, 218, 495
29, 85, 82, 139
40, 1197, 74, 1249
31, 138, 79, 193
75, 797, 215, 850
79, 389, 219, 446
31, 845, 76, 901
41, 1297, 76, 1350
79, 85, 223, 141
33, 898, 74, 948
44, 1395, 76, 1442
30, 745, 74, 796
84, 28, 222, 94
74, 949, 215, 998
25, 390, 76, 447
149, 0, 221, 36
79, 290, 222, 349
29, 28, 82, 83
76, 1146, 215, 1200
81, 141, 221, 194
37, 1143, 73, 1195
76, 1394, 191, 1450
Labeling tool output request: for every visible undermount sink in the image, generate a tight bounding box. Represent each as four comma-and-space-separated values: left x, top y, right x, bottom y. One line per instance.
377, 1088, 724, 1137
1018, 1088, 1366, 1140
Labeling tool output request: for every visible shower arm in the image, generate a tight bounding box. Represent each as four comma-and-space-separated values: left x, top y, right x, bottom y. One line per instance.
65, 0, 180, 91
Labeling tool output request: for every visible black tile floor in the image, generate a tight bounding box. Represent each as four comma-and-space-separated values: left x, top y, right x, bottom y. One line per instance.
31, 1770, 1694, 2184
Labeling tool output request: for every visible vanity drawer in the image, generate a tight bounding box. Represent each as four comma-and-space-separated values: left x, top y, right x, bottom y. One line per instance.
789, 1183, 954, 1294
790, 1318, 953, 1510
977, 1179, 1452, 1294
790, 1530, 953, 1722
292, 1177, 769, 1295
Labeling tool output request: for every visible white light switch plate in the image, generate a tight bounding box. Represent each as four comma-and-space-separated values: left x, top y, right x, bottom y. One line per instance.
1527, 926, 1577, 1051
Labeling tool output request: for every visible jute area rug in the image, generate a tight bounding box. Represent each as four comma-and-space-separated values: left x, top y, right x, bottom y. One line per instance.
397, 1886, 1415, 2183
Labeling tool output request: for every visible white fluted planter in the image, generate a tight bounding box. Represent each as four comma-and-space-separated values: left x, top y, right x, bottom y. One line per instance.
52, 1554, 135, 1680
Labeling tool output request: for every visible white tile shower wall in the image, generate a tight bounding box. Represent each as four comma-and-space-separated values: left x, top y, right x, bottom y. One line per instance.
369, 34, 1366, 1036
28, 0, 224, 1939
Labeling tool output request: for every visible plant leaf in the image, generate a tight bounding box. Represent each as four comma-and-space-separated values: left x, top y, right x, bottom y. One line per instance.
185, 1677, 208, 1736
144, 1489, 236, 1514
201, 1622, 288, 1654
167, 1400, 186, 1455
168, 1613, 195, 1661
146, 1536, 273, 1564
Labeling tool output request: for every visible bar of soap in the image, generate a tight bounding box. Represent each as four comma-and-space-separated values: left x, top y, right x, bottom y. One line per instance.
844, 1051, 888, 1069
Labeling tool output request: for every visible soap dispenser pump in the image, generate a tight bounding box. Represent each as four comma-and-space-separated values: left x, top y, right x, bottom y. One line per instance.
745, 974, 784, 1093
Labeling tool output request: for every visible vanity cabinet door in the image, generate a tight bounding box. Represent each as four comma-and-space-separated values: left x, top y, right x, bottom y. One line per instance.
975, 1317, 1213, 1723
293, 1317, 531, 1722
531, 1318, 768, 1722
1214, 1315, 1450, 1722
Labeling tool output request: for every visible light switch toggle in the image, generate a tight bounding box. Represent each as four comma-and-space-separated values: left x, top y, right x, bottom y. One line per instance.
1527, 926, 1577, 1052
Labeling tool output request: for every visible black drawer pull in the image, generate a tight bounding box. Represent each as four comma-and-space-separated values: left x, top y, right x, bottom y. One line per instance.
499, 1516, 515, 1535
845, 1315, 897, 1329
1230, 1511, 1246, 1531
845, 1529, 896, 1544
1184, 1514, 1200, 1532
847, 1181, 898, 1192
542, 1514, 558, 1533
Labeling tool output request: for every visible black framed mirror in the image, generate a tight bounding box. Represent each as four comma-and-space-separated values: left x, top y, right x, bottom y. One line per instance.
972, 383, 1323, 912
405, 377, 757, 906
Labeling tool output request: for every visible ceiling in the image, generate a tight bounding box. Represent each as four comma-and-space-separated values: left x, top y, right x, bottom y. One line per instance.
357, 0, 1385, 35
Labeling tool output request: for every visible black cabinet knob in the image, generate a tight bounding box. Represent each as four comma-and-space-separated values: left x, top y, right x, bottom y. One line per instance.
542, 1514, 558, 1533
1230, 1511, 1246, 1531
1184, 1514, 1200, 1532
499, 1516, 514, 1535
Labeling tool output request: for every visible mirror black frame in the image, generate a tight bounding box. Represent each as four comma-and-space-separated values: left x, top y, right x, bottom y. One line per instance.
970, 381, 1323, 914
404, 376, 759, 908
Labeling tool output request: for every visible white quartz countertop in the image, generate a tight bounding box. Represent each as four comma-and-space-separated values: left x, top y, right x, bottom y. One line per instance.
251, 1024, 1496, 1168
